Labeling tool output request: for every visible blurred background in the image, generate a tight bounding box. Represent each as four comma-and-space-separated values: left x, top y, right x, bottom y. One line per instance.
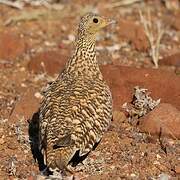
0, 0, 179, 179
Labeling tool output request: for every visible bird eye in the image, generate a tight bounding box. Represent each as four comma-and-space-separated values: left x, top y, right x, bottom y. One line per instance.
93, 18, 99, 23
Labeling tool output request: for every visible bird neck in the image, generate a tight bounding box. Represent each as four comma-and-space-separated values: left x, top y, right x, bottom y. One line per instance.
64, 34, 102, 78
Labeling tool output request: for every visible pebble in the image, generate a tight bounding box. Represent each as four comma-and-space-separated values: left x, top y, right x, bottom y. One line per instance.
0, 136, 5, 144
7, 142, 18, 150
175, 165, 180, 174
138, 103, 180, 139
34, 92, 43, 99
159, 173, 170, 180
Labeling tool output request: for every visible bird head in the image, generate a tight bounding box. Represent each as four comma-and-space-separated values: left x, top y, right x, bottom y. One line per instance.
78, 13, 116, 37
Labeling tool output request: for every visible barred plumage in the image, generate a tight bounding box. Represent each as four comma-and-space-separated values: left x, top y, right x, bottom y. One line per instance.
39, 13, 114, 172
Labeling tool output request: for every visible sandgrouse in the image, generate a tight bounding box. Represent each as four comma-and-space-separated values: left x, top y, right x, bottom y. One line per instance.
39, 13, 114, 172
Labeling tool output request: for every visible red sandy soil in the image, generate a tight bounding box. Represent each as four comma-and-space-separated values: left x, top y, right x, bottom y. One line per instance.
0, 0, 180, 179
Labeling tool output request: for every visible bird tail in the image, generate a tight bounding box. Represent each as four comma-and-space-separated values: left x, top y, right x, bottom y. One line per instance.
46, 134, 76, 171
46, 147, 75, 171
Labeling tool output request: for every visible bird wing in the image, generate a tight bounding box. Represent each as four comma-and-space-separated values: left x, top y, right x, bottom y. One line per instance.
69, 78, 112, 156
39, 77, 68, 150
53, 134, 74, 149
39, 76, 112, 159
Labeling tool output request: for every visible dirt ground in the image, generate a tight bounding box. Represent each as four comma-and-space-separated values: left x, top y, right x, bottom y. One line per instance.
0, 0, 180, 179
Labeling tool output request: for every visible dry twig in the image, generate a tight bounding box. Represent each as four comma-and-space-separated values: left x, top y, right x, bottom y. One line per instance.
5, 4, 64, 26
123, 86, 160, 120
7, 156, 17, 176
5, 9, 49, 26
0, 0, 24, 9
109, 0, 143, 8
139, 10, 165, 68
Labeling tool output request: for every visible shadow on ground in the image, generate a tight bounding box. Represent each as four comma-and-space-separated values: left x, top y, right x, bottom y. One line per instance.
28, 111, 47, 172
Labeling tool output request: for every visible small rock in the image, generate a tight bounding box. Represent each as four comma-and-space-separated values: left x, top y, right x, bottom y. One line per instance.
159, 173, 170, 180
7, 142, 17, 150
10, 88, 41, 122
27, 176, 34, 180
138, 103, 180, 139
175, 165, 180, 174
164, 0, 179, 11
156, 154, 161, 160
100, 65, 180, 110
159, 53, 180, 67
28, 51, 68, 75
130, 173, 137, 177
106, 44, 121, 52
68, 34, 75, 42
0, 31, 26, 61
0, 136, 5, 144
34, 92, 43, 99
36, 175, 46, 180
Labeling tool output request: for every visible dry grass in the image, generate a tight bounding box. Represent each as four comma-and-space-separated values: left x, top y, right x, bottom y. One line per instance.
139, 10, 165, 68
109, 0, 143, 8
0, 0, 23, 9
123, 86, 160, 120
7, 156, 17, 176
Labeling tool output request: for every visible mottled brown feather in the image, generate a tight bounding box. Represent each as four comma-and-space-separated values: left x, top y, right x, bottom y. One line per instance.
39, 13, 114, 171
